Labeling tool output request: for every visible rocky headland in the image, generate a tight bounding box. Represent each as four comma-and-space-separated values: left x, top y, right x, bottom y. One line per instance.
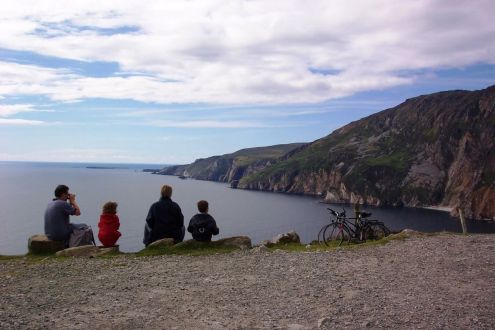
158, 143, 306, 183
156, 85, 495, 220
1, 233, 494, 329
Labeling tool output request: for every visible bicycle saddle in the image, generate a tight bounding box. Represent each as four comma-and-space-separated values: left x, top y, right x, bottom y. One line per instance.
360, 212, 372, 218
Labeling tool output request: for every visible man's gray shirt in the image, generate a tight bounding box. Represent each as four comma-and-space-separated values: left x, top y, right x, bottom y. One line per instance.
44, 199, 76, 241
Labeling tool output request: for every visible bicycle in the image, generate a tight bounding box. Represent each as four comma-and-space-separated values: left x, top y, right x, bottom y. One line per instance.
318, 207, 390, 246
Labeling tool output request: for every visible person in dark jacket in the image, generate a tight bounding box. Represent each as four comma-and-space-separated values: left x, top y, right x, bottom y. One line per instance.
187, 200, 219, 242
143, 185, 184, 246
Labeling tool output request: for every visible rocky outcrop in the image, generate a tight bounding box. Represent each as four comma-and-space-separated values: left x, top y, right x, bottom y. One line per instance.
215, 236, 252, 250
147, 238, 175, 248
28, 235, 65, 254
270, 231, 301, 245
156, 143, 306, 184
238, 85, 495, 220
55, 245, 119, 257
172, 236, 252, 250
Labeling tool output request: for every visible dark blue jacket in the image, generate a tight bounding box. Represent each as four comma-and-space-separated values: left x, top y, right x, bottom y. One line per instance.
143, 197, 184, 245
187, 213, 219, 242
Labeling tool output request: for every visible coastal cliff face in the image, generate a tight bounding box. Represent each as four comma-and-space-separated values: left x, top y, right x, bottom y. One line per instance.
157, 143, 306, 183
237, 86, 495, 220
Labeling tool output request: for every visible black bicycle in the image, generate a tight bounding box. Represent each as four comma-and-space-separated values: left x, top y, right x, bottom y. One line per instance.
318, 207, 390, 246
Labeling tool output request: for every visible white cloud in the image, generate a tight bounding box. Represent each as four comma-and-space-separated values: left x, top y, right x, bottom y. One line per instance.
0, 103, 54, 117
0, 118, 44, 125
0, 104, 35, 117
0, 0, 494, 104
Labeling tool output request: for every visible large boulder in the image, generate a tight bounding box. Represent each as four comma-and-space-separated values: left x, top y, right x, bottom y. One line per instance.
270, 231, 301, 245
173, 236, 252, 250
28, 235, 65, 254
173, 240, 210, 249
215, 236, 252, 250
388, 229, 424, 240
147, 238, 175, 248
56, 245, 119, 257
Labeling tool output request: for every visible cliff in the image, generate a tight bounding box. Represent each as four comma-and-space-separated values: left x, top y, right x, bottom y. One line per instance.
237, 85, 495, 220
157, 143, 307, 183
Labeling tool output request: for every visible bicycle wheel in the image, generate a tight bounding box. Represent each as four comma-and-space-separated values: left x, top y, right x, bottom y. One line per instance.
323, 223, 351, 246
317, 224, 332, 244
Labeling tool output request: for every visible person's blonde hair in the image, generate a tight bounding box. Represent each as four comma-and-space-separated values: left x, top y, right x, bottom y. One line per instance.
161, 185, 173, 198
102, 201, 118, 214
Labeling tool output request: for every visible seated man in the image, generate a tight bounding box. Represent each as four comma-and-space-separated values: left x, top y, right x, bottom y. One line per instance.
187, 200, 219, 242
44, 185, 81, 242
143, 185, 185, 246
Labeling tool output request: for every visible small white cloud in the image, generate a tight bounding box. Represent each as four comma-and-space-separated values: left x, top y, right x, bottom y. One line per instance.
0, 104, 35, 117
0, 118, 45, 125
0, 104, 55, 117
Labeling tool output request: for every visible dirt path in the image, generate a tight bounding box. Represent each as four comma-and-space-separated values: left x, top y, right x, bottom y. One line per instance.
1, 234, 494, 329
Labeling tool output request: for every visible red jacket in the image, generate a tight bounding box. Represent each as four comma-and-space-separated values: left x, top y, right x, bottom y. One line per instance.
98, 213, 121, 246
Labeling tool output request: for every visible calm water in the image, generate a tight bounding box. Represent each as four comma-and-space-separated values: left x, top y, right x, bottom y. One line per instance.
1, 161, 494, 255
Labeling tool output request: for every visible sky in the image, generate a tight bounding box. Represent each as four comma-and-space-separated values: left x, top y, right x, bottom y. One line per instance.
0, 0, 494, 165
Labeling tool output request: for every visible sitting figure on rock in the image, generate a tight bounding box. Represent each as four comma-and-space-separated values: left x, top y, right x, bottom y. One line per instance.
98, 201, 121, 247
44, 184, 82, 244
143, 185, 185, 246
187, 200, 219, 242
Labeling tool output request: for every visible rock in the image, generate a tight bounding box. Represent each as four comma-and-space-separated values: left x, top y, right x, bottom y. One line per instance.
56, 245, 119, 257
173, 240, 210, 249
287, 324, 310, 330
250, 245, 269, 253
215, 236, 252, 250
56, 246, 99, 257
362, 321, 372, 327
270, 231, 300, 245
147, 238, 175, 248
400, 229, 423, 237
318, 317, 332, 328
173, 236, 253, 250
260, 240, 273, 247
28, 235, 65, 254
93, 246, 120, 256
387, 229, 425, 240
401, 229, 421, 235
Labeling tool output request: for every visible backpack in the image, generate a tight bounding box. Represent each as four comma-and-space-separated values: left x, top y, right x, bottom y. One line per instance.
69, 224, 96, 247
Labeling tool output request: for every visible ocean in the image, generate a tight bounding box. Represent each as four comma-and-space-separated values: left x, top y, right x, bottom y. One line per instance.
1, 161, 494, 255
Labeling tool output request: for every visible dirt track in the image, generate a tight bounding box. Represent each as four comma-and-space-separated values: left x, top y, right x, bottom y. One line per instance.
1, 234, 494, 329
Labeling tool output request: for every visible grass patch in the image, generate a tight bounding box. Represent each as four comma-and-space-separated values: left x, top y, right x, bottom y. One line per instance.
135, 241, 239, 257
364, 151, 410, 171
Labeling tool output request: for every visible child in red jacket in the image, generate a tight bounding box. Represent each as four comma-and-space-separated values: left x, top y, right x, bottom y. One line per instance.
98, 201, 121, 247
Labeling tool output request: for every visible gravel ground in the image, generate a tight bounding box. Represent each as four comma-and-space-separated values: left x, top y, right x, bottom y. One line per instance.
1, 234, 494, 329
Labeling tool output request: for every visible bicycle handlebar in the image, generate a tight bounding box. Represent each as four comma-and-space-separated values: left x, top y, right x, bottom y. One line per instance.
327, 207, 346, 217
327, 207, 337, 216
